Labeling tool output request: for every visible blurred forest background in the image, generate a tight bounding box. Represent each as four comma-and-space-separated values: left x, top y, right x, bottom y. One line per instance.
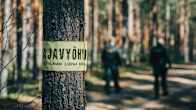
0, 0, 196, 110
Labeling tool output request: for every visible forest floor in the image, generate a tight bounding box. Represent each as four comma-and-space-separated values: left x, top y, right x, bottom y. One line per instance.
0, 64, 196, 110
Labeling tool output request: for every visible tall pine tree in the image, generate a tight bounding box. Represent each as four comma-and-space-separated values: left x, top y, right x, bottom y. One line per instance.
42, 0, 86, 109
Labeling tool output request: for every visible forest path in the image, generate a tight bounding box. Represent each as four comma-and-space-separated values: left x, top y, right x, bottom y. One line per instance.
86, 64, 196, 110
0, 64, 195, 110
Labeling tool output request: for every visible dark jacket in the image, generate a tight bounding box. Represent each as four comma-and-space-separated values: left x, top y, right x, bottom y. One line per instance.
101, 44, 121, 68
150, 43, 171, 69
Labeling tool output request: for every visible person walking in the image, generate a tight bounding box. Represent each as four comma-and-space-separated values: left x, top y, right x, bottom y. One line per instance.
150, 39, 171, 99
101, 39, 121, 94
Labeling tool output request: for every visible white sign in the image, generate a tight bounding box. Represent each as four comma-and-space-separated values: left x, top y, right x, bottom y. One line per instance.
42, 41, 87, 71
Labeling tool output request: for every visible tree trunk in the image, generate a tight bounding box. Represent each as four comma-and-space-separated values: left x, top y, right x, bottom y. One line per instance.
0, 0, 3, 51
42, 0, 86, 110
84, 0, 91, 70
148, 0, 157, 47
178, 0, 190, 63
121, 0, 129, 65
114, 0, 123, 47
24, 0, 33, 71
108, 0, 113, 38
128, 0, 133, 41
9, 0, 17, 82
91, 0, 98, 69
21, 0, 27, 70
31, 0, 41, 79
165, 2, 170, 47
16, 0, 23, 83
128, 0, 134, 63
183, 1, 190, 63
0, 0, 10, 98
0, 0, 3, 70
84, 0, 89, 41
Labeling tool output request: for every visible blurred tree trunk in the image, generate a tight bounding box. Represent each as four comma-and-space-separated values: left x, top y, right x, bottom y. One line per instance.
121, 0, 129, 65
189, 25, 194, 62
165, 2, 171, 47
130, 7, 141, 62
10, 0, 17, 82
0, 0, 11, 98
0, 0, 3, 66
133, 8, 142, 63
140, 1, 152, 59
178, 0, 190, 63
38, 2, 42, 91
42, 0, 86, 109
31, 0, 41, 80
84, 0, 89, 41
91, 0, 98, 69
150, 1, 158, 47
128, 0, 141, 63
84, 0, 91, 69
24, 1, 33, 71
16, 0, 23, 84
108, 0, 113, 38
127, 0, 133, 63
114, 0, 123, 48
21, 0, 27, 70
128, 0, 133, 42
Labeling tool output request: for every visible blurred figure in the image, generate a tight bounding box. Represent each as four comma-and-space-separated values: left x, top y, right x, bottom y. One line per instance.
101, 39, 121, 94
150, 39, 171, 99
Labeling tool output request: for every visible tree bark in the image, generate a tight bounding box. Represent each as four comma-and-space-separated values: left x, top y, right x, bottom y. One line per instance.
31, 0, 40, 79
84, 0, 89, 41
128, 0, 133, 41
148, 0, 157, 47
16, 0, 23, 83
23, 0, 33, 71
21, 0, 27, 70
0, 0, 3, 50
42, 0, 86, 110
121, 0, 129, 65
165, 2, 170, 47
91, 0, 98, 69
108, 0, 113, 38
178, 0, 190, 63
0, 0, 11, 98
114, 0, 123, 47
128, 0, 134, 63
0, 0, 3, 69
10, 0, 18, 82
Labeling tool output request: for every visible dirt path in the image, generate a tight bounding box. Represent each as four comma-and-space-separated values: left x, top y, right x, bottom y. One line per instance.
86, 65, 196, 110
1, 64, 195, 110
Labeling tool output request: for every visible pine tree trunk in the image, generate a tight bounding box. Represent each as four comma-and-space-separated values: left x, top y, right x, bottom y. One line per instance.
84, 0, 89, 41
31, 0, 40, 79
121, 0, 129, 65
21, 0, 27, 70
165, 2, 170, 47
149, 0, 157, 47
10, 0, 17, 82
178, 0, 190, 63
42, 0, 86, 109
0, 0, 10, 98
84, 0, 91, 69
24, 0, 33, 71
91, 0, 98, 68
0, 0, 3, 69
114, 0, 123, 47
108, 0, 113, 38
128, 0, 133, 41
16, 0, 23, 83
128, 0, 134, 63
